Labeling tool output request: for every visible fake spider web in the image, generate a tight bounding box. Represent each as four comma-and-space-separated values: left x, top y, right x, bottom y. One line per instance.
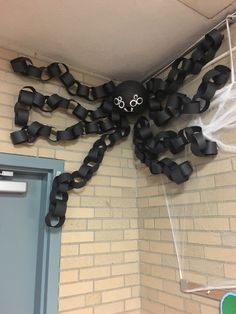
160, 16, 236, 292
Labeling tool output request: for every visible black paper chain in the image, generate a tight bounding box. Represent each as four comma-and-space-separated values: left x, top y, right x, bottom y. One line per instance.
45, 132, 126, 228
146, 29, 223, 99
9, 86, 130, 228
148, 65, 231, 126
10, 87, 125, 145
9, 28, 228, 228
133, 117, 217, 184
10, 57, 115, 101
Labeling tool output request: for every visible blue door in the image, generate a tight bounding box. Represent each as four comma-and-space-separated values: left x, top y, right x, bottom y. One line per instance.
0, 154, 64, 314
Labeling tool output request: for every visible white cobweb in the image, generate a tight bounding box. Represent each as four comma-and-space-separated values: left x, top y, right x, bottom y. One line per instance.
161, 14, 236, 292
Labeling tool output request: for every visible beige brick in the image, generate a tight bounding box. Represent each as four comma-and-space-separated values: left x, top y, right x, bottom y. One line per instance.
194, 218, 230, 231
60, 270, 78, 283
85, 293, 101, 306
110, 197, 136, 208
158, 291, 184, 310
80, 242, 110, 254
60, 256, 93, 270
102, 287, 131, 303
80, 266, 110, 280
112, 263, 139, 276
142, 298, 164, 314
95, 276, 124, 291
171, 192, 201, 205
61, 245, 79, 257
124, 229, 139, 240
205, 247, 236, 262
67, 196, 81, 207
59, 295, 85, 311
188, 231, 221, 245
111, 240, 138, 252
103, 219, 129, 230
152, 265, 176, 280
185, 175, 215, 190
218, 202, 236, 215
125, 251, 139, 263
132, 286, 140, 298
139, 230, 161, 241
95, 230, 123, 241
140, 252, 162, 265
56, 149, 83, 161
95, 186, 122, 197
81, 196, 108, 207
87, 219, 102, 230
149, 195, 167, 206
60, 281, 93, 297
111, 177, 136, 187
231, 218, 236, 230
61, 231, 94, 243
138, 186, 159, 197
201, 304, 218, 314
125, 274, 140, 286
197, 159, 232, 176
144, 219, 155, 228
88, 175, 110, 186
164, 307, 183, 314
150, 241, 174, 254
60, 307, 93, 314
66, 207, 94, 218
0, 142, 37, 156
189, 259, 224, 276
95, 253, 123, 266
0, 116, 12, 130
222, 232, 236, 246
95, 208, 111, 218
225, 263, 236, 278
201, 187, 236, 202
38, 147, 55, 158
99, 165, 123, 176
130, 219, 139, 229
94, 301, 124, 314
125, 298, 141, 311
215, 171, 236, 186
180, 218, 194, 230
140, 274, 163, 290
184, 299, 200, 314
63, 219, 87, 231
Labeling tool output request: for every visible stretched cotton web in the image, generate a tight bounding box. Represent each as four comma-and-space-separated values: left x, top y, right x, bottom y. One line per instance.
159, 14, 236, 292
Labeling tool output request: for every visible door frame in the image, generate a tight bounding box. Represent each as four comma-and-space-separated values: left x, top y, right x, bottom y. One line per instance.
0, 153, 64, 314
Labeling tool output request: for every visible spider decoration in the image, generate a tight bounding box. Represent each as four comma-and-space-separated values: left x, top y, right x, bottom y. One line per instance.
10, 29, 230, 228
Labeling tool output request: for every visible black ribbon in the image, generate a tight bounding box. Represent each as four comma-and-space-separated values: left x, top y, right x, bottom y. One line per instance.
45, 128, 129, 227
10, 87, 124, 145
133, 117, 217, 184
146, 29, 223, 99
9, 28, 228, 229
10, 57, 115, 101
148, 65, 230, 126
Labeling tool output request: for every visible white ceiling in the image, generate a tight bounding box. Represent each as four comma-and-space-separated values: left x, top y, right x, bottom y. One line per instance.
0, 0, 236, 81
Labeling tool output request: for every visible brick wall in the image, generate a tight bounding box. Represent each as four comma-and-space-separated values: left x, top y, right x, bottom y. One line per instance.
1, 22, 236, 314
137, 23, 236, 314
0, 49, 140, 314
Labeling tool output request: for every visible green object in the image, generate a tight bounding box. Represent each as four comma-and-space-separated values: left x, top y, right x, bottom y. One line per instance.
221, 293, 236, 314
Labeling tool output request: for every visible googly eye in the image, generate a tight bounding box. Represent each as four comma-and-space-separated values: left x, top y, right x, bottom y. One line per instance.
137, 97, 143, 105
114, 97, 119, 105
130, 99, 137, 107
133, 94, 138, 100
119, 101, 125, 109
